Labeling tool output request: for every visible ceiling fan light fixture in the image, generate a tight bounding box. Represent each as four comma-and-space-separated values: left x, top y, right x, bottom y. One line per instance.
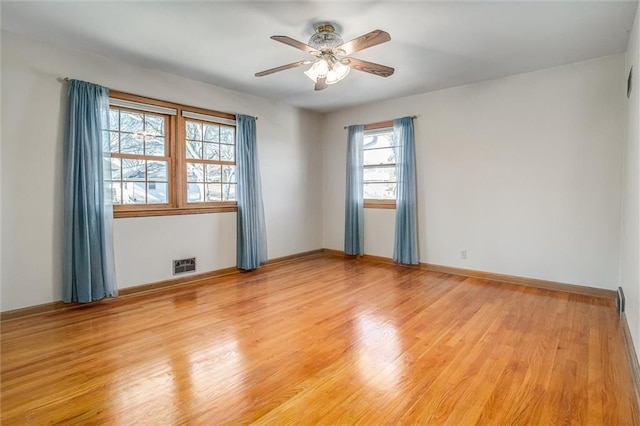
326, 61, 350, 85
304, 59, 329, 82
256, 26, 393, 91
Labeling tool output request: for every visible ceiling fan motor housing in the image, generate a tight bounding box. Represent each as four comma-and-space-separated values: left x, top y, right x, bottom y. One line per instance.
309, 24, 344, 52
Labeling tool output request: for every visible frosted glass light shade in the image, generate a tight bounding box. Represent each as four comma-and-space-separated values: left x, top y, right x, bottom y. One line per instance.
326, 61, 350, 85
304, 60, 329, 82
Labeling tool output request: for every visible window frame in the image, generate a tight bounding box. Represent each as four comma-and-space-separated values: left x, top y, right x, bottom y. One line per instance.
105, 97, 175, 211
108, 91, 237, 218
181, 116, 237, 206
363, 120, 396, 209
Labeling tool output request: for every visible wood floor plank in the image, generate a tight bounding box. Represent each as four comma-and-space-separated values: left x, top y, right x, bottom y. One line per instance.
1, 255, 638, 424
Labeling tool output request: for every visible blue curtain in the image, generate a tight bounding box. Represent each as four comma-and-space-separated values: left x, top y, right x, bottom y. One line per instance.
236, 114, 268, 270
393, 117, 419, 264
344, 125, 364, 255
63, 80, 118, 303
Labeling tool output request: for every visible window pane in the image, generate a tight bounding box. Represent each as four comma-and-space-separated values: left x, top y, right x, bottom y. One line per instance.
203, 124, 219, 142
186, 141, 201, 159
187, 183, 204, 203
108, 131, 119, 153
122, 159, 145, 181
145, 136, 165, 156
222, 165, 236, 183
364, 166, 396, 183
203, 142, 220, 160
109, 109, 119, 131
223, 183, 236, 201
364, 147, 395, 166
206, 183, 222, 201
364, 132, 394, 149
147, 160, 167, 180
187, 162, 204, 183
220, 144, 234, 161
186, 121, 202, 140
145, 115, 164, 136
220, 126, 234, 144
364, 182, 396, 200
101, 131, 108, 152
109, 181, 122, 204
121, 133, 144, 155
147, 182, 168, 204
122, 182, 146, 204
205, 164, 221, 182
120, 111, 143, 133
109, 157, 121, 180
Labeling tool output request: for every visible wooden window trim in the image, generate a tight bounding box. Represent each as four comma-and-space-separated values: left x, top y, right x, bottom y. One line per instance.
364, 120, 393, 131
114, 204, 237, 218
108, 91, 238, 218
364, 200, 396, 209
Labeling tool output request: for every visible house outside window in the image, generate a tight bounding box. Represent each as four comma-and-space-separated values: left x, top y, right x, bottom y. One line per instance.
106, 107, 170, 206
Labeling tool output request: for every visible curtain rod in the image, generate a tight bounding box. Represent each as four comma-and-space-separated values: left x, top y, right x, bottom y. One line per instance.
57, 77, 257, 120
343, 115, 417, 129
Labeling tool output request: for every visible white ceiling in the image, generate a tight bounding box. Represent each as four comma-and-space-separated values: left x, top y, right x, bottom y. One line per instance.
1, 1, 637, 112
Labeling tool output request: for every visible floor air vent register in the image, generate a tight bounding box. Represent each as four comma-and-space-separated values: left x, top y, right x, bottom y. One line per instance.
173, 258, 196, 275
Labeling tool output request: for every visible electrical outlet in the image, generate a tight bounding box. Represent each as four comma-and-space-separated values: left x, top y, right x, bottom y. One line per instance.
461, 250, 467, 260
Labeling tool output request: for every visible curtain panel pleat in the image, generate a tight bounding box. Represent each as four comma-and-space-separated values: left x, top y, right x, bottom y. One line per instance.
344, 125, 365, 255
393, 117, 419, 264
236, 114, 268, 270
63, 80, 118, 303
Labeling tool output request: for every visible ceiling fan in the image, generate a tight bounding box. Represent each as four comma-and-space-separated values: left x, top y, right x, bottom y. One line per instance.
255, 23, 395, 91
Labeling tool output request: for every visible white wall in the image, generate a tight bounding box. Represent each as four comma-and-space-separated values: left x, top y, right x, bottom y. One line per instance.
323, 55, 625, 290
1, 31, 323, 311
1, 28, 630, 312
621, 7, 640, 356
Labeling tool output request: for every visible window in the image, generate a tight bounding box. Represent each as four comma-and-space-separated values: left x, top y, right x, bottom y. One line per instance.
184, 119, 236, 203
363, 122, 396, 208
107, 107, 171, 206
104, 91, 237, 218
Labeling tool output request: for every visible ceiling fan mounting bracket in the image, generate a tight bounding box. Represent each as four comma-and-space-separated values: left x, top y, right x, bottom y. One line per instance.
315, 23, 336, 34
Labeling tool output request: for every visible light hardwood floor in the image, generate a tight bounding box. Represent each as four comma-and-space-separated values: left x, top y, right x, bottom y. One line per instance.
2, 254, 638, 424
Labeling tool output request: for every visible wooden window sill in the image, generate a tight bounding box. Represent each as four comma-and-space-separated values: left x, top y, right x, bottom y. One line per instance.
114, 204, 237, 218
364, 200, 396, 209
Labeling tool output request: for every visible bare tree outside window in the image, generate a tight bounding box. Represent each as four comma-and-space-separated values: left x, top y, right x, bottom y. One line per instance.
185, 120, 236, 203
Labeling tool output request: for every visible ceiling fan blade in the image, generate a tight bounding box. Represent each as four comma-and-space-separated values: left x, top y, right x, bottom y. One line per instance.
342, 58, 395, 78
271, 35, 319, 55
314, 76, 328, 91
337, 30, 391, 55
255, 60, 313, 77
